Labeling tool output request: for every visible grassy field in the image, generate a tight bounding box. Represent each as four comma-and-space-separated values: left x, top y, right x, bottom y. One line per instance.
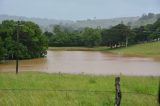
0, 72, 159, 106
109, 42, 160, 58
48, 46, 108, 51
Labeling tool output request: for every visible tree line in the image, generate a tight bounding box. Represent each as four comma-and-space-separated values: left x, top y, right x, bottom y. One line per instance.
0, 18, 160, 61
0, 20, 48, 61
44, 18, 160, 48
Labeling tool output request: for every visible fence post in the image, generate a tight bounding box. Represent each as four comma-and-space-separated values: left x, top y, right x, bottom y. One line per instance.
115, 77, 121, 106
158, 79, 160, 104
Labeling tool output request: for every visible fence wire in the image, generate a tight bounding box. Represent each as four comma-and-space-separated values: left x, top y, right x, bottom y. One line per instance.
0, 88, 157, 97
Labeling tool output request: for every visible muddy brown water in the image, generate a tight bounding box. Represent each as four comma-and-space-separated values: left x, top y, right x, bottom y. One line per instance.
0, 50, 160, 76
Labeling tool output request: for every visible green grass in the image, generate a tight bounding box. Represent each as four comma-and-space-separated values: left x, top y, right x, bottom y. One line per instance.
0, 72, 159, 106
48, 47, 108, 51
109, 42, 160, 58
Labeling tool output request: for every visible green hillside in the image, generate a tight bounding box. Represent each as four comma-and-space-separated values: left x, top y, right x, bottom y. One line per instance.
110, 42, 160, 58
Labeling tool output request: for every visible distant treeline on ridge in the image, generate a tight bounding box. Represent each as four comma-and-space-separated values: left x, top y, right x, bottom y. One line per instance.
44, 18, 160, 47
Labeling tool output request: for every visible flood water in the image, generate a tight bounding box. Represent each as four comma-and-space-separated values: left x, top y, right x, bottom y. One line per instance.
0, 50, 160, 76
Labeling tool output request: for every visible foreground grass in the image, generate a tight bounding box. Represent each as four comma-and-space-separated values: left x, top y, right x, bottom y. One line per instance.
0, 72, 159, 106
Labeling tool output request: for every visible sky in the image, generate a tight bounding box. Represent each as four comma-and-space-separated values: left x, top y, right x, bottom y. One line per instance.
0, 0, 160, 20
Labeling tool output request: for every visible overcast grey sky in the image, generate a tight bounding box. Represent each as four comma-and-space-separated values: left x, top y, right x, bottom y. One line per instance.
0, 0, 160, 20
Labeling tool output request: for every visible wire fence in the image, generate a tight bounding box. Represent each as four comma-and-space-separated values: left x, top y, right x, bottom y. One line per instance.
0, 88, 157, 96
0, 77, 159, 106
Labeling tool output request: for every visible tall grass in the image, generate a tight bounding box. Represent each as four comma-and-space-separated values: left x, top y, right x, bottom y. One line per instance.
0, 72, 159, 106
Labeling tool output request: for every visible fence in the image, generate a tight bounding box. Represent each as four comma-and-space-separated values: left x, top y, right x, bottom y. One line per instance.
0, 77, 159, 106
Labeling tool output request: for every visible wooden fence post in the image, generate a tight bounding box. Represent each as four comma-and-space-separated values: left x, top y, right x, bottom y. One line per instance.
115, 77, 121, 106
158, 79, 160, 104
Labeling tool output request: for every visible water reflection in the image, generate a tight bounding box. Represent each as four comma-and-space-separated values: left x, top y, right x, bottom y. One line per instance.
0, 50, 160, 76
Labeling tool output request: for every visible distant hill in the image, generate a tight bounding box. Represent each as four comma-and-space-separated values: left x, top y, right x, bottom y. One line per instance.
72, 17, 139, 29
71, 13, 160, 29
0, 14, 74, 31
131, 13, 160, 28
0, 13, 160, 31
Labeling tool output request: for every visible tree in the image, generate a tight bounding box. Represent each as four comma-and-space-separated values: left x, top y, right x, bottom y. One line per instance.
148, 18, 160, 40
46, 25, 84, 47
81, 27, 101, 47
18, 21, 48, 58
0, 20, 48, 60
53, 25, 63, 34
0, 37, 6, 61
148, 13, 155, 19
101, 24, 134, 48
101, 29, 117, 48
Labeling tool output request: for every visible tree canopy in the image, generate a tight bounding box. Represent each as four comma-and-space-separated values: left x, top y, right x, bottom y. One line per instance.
81, 27, 101, 47
0, 20, 48, 61
101, 24, 134, 48
44, 18, 160, 48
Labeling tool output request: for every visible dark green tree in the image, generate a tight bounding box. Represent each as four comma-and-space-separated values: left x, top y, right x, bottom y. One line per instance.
0, 37, 6, 61
0, 20, 48, 60
81, 27, 101, 47
101, 24, 134, 48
